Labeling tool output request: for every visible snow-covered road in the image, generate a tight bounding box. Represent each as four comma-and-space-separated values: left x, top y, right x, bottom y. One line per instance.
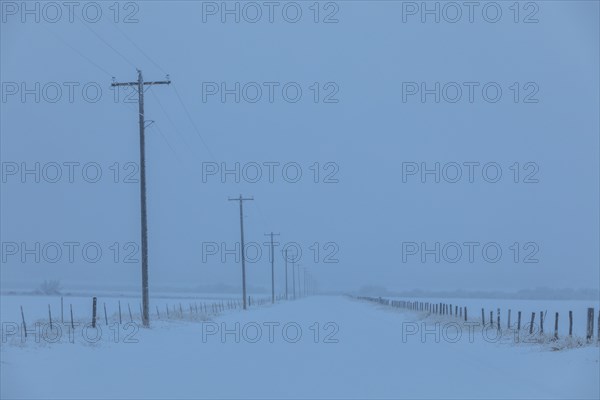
1, 295, 598, 399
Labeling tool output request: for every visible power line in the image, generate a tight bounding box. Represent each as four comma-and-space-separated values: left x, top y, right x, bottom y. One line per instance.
149, 122, 186, 166
148, 86, 194, 156
76, 16, 138, 69
42, 24, 113, 78
172, 84, 217, 161
111, 22, 168, 76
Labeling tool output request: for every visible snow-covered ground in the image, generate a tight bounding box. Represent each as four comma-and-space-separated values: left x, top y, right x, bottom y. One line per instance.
1, 295, 599, 399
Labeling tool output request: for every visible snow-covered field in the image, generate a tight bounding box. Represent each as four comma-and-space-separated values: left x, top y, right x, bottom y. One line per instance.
1, 294, 598, 399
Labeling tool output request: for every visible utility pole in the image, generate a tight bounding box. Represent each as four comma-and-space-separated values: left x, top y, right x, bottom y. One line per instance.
300, 266, 304, 298
284, 248, 289, 300
292, 263, 302, 299
112, 70, 170, 328
264, 232, 280, 304
292, 260, 296, 299
303, 268, 307, 297
228, 195, 254, 310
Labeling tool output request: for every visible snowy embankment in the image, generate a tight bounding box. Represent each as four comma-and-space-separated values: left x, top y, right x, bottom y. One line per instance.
1, 295, 599, 399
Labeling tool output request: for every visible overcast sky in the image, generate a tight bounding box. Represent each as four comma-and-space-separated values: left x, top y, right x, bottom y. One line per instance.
1, 1, 599, 294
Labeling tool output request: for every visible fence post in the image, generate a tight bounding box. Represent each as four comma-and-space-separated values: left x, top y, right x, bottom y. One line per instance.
156, 305, 160, 319
48, 304, 53, 330
490, 311, 493, 328
497, 308, 500, 331
586, 308, 594, 341
118, 301, 122, 324
91, 297, 97, 328
540, 310, 544, 334
70, 304, 74, 330
481, 308, 485, 325
128, 303, 133, 322
554, 312, 558, 340
530, 312, 535, 335
20, 306, 27, 338
517, 311, 521, 330
464, 307, 467, 321
104, 303, 108, 325
569, 311, 572, 336
508, 309, 511, 329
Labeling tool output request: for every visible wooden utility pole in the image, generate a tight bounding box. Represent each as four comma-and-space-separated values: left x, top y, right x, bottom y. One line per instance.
294, 262, 301, 299
284, 248, 289, 300
292, 260, 296, 299
303, 268, 307, 297
112, 70, 171, 327
228, 195, 254, 310
264, 232, 280, 304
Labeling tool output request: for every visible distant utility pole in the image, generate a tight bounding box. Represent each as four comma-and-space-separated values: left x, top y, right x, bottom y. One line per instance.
292, 260, 296, 299
228, 195, 254, 310
112, 70, 170, 328
300, 267, 305, 298
292, 263, 302, 298
303, 268, 307, 297
264, 232, 280, 304
284, 248, 289, 300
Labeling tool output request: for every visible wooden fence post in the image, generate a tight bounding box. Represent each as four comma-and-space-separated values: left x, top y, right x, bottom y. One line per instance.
554, 312, 558, 340
569, 311, 572, 336
490, 311, 493, 328
104, 303, 108, 325
508, 309, 511, 329
91, 297, 97, 328
20, 305, 27, 338
586, 308, 594, 341
540, 310, 544, 334
481, 308, 485, 325
530, 312, 535, 335
70, 304, 74, 330
156, 305, 160, 319
517, 311, 521, 330
464, 307, 467, 321
48, 304, 53, 330
497, 308, 500, 331
118, 301, 122, 324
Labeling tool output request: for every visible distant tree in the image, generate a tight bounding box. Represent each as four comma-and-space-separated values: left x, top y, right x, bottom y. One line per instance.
37, 280, 62, 295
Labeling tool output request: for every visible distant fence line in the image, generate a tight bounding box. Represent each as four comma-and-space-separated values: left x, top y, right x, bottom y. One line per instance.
356, 296, 600, 343
17, 294, 281, 338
